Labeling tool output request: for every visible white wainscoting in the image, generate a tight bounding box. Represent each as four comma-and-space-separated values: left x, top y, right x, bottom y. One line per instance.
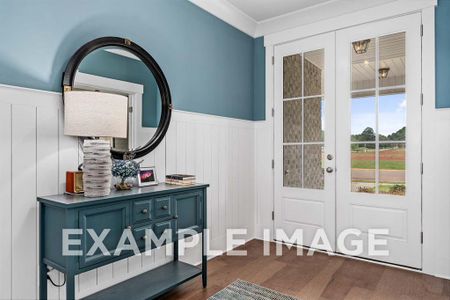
0, 84, 256, 299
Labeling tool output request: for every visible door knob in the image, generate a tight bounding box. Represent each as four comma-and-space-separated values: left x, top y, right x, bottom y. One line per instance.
326, 167, 334, 173
327, 154, 334, 160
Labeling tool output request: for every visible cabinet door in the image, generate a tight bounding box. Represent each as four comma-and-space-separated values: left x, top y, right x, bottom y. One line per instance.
173, 191, 204, 237
79, 202, 130, 269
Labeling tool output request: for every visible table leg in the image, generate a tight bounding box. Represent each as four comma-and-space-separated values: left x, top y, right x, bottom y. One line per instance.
66, 274, 75, 300
39, 262, 47, 299
202, 231, 207, 288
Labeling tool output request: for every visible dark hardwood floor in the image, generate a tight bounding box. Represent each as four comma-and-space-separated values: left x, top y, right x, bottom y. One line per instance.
162, 239, 450, 300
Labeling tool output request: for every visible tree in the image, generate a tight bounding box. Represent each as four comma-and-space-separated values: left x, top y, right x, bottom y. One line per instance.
387, 127, 406, 141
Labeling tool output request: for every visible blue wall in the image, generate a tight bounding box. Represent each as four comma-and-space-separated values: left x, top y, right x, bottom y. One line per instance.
0, 0, 264, 121
78, 49, 159, 127
253, 37, 266, 120
436, 0, 450, 108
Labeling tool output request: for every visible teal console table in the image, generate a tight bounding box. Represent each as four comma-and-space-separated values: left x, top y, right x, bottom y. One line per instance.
37, 183, 208, 300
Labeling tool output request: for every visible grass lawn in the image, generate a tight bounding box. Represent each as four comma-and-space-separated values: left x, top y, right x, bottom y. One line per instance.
351, 160, 405, 170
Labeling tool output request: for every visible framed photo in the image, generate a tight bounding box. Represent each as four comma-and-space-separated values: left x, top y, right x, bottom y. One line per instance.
138, 167, 158, 187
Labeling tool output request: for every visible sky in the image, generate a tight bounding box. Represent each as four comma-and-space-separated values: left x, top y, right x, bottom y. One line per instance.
351, 93, 406, 136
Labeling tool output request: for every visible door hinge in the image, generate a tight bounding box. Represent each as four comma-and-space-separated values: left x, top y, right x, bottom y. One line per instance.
272, 159, 274, 169
272, 56, 274, 65
271, 108, 275, 117
420, 24, 423, 37
421, 162, 424, 174
421, 93, 424, 106
272, 211, 275, 220
128, 106, 133, 113
421, 232, 423, 244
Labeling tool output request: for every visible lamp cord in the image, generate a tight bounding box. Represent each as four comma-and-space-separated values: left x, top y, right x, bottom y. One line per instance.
47, 269, 67, 287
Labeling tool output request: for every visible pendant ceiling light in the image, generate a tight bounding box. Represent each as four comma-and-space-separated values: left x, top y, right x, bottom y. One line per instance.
352, 39, 371, 54
379, 67, 390, 79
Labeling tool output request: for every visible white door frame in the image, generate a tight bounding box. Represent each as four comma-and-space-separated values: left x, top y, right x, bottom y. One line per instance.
265, 3, 436, 271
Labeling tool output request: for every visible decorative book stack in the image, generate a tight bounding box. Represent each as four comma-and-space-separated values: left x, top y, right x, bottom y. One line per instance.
166, 174, 196, 186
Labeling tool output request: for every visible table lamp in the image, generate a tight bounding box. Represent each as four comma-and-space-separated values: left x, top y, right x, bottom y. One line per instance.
64, 90, 128, 197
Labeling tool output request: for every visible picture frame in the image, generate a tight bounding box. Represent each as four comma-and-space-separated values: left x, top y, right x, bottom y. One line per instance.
138, 167, 158, 187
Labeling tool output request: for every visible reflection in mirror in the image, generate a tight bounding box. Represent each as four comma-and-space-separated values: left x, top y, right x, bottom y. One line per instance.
74, 46, 161, 153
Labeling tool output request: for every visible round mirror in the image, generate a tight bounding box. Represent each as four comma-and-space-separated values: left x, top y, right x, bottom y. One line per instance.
62, 37, 171, 160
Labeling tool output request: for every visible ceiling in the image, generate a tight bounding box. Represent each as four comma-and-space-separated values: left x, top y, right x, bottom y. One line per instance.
189, 0, 411, 37
226, 0, 332, 22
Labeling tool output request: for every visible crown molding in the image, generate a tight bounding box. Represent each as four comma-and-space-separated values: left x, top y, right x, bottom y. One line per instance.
189, 0, 257, 37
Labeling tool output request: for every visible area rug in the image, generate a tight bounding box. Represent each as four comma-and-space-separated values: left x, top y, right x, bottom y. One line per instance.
208, 279, 298, 300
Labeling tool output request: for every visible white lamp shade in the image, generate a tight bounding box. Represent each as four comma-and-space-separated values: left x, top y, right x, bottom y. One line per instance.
64, 91, 128, 138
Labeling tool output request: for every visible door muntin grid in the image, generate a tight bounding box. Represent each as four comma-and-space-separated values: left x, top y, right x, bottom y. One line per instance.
350, 32, 406, 195
283, 49, 325, 190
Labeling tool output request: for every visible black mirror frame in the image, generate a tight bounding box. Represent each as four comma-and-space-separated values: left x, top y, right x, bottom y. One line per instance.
62, 36, 172, 160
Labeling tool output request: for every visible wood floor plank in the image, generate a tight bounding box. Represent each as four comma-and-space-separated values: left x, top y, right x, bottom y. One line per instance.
297, 257, 344, 300
161, 240, 450, 300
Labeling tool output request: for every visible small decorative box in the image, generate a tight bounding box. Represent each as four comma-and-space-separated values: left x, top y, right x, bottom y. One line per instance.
66, 171, 84, 194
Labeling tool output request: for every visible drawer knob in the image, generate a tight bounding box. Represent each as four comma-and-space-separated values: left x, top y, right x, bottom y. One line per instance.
161, 205, 168, 210
141, 208, 148, 214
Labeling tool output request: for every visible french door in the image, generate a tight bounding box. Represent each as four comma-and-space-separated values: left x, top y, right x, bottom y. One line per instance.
274, 14, 422, 268
336, 14, 422, 268
274, 32, 336, 250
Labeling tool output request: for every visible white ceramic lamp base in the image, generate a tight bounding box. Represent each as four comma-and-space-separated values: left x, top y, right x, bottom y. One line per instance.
83, 139, 112, 197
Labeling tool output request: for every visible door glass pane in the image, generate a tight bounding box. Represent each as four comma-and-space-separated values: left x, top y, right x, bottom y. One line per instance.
304, 97, 324, 142
351, 91, 376, 142
304, 144, 324, 189
349, 32, 406, 196
283, 100, 302, 143
351, 143, 376, 193
379, 89, 406, 141
304, 49, 324, 97
283, 145, 302, 187
379, 143, 406, 195
352, 38, 375, 90
283, 54, 302, 99
379, 32, 405, 88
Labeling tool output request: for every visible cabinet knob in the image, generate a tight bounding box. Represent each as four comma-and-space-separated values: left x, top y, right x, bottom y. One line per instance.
173, 215, 178, 219
162, 205, 168, 210
127, 225, 132, 230
141, 208, 148, 214
141, 235, 147, 240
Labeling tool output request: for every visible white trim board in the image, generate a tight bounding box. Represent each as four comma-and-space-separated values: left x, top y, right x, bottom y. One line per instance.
264, 0, 436, 45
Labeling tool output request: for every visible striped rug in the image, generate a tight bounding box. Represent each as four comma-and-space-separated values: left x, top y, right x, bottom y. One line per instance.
209, 279, 298, 300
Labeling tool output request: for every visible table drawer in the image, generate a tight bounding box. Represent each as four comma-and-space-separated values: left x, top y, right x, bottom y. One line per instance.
154, 196, 172, 219
133, 199, 152, 224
